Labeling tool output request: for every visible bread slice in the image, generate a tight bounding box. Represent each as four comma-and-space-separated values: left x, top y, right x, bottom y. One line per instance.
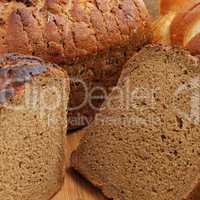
71, 45, 200, 200
0, 54, 69, 200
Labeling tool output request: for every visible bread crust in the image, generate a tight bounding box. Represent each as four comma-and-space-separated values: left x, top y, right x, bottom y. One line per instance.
170, 3, 200, 46
153, 1, 200, 56
0, 0, 150, 63
186, 33, 200, 55
160, 0, 200, 15
0, 53, 66, 105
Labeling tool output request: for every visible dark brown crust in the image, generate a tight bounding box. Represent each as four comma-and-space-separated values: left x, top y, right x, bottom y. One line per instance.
0, 53, 55, 105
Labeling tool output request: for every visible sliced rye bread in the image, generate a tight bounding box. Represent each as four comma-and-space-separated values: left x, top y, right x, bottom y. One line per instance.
71, 45, 200, 200
0, 54, 69, 200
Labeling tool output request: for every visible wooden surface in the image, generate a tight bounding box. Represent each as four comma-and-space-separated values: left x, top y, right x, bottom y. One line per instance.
52, 132, 106, 200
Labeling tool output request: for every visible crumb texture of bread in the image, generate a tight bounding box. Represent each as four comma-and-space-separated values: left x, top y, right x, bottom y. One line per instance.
71, 45, 200, 200
0, 0, 152, 130
0, 54, 69, 200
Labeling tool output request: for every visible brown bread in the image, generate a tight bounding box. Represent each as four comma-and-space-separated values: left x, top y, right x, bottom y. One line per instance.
71, 45, 200, 200
0, 0, 151, 130
0, 54, 69, 200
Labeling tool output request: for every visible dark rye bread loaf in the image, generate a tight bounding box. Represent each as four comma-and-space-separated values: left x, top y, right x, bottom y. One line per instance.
71, 45, 200, 200
0, 54, 69, 200
0, 0, 151, 130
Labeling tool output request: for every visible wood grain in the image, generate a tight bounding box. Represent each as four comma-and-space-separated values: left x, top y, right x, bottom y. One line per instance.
52, 132, 106, 200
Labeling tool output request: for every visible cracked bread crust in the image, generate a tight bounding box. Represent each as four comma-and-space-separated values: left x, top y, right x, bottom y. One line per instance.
0, 0, 150, 63
0, 53, 66, 105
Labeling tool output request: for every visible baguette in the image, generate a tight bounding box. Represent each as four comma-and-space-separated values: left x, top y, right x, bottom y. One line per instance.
153, 0, 200, 56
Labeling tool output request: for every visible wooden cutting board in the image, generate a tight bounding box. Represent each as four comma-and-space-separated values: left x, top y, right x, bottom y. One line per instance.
52, 131, 106, 200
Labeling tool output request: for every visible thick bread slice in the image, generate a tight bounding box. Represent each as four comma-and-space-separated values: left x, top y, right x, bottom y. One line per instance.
0, 0, 151, 130
0, 54, 69, 200
71, 45, 200, 200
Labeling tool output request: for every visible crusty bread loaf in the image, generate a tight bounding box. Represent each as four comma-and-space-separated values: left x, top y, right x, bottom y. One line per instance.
153, 0, 200, 56
71, 45, 200, 200
0, 54, 69, 200
0, 0, 151, 130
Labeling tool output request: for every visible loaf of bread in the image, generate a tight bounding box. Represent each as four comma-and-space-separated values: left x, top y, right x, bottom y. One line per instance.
0, 54, 69, 200
0, 0, 151, 130
71, 45, 200, 200
153, 0, 200, 55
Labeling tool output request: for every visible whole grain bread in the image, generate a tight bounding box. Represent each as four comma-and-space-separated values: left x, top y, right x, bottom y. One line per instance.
0, 0, 151, 130
0, 54, 69, 200
71, 45, 200, 200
